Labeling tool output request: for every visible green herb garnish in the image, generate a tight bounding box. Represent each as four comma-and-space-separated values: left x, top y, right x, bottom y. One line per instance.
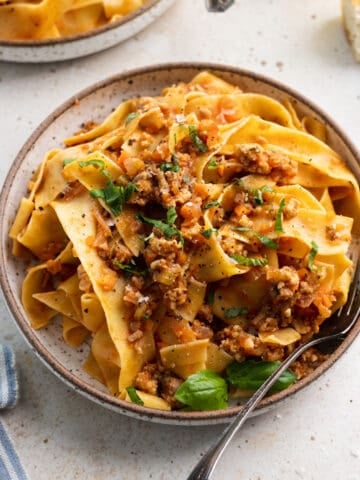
126, 386, 144, 406
188, 125, 208, 153
231, 254, 268, 267
252, 185, 274, 205
78, 159, 106, 170
233, 178, 245, 187
166, 206, 177, 226
63, 158, 76, 166
137, 208, 184, 246
113, 259, 147, 277
207, 157, 218, 169
275, 198, 286, 233
125, 112, 139, 126
206, 289, 215, 305
174, 370, 228, 411
160, 153, 180, 173
203, 201, 220, 211
308, 240, 319, 271
201, 228, 218, 239
226, 360, 296, 393
225, 307, 248, 319
90, 181, 137, 216
232, 227, 278, 250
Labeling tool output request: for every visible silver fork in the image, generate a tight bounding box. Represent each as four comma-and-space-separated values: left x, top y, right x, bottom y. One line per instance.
187, 250, 360, 480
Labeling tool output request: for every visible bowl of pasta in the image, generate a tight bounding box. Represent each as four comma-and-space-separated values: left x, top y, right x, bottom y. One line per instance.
0, 0, 175, 63
1, 63, 360, 425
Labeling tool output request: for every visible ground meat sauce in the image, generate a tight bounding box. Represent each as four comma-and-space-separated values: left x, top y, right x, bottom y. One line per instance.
86, 120, 338, 406
15, 73, 357, 410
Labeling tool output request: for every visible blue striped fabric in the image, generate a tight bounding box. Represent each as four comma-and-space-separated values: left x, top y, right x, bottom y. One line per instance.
0, 344, 29, 480
0, 345, 18, 409
0, 424, 29, 480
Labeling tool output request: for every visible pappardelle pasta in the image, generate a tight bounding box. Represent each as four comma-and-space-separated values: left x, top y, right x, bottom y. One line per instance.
0, 0, 148, 40
10, 72, 360, 411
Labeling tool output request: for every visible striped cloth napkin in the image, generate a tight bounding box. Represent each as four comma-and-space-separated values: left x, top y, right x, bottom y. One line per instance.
0, 344, 29, 480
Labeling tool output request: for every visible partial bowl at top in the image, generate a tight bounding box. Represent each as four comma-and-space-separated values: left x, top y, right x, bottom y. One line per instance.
0, 0, 174, 63
1, 63, 359, 425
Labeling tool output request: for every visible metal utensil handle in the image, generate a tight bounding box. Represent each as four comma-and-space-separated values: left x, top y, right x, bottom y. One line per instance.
187, 337, 324, 480
205, 0, 235, 12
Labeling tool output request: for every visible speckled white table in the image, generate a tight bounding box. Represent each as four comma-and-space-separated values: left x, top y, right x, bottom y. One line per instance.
0, 1, 359, 479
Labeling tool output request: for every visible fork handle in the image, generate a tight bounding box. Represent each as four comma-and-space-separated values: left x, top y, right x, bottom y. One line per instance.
187, 338, 323, 480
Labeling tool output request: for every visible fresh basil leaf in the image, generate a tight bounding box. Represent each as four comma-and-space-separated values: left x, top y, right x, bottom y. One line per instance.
225, 307, 248, 319
308, 240, 318, 271
203, 201, 220, 210
201, 228, 217, 239
188, 125, 208, 153
231, 254, 268, 267
125, 112, 139, 126
275, 198, 286, 233
174, 370, 228, 411
126, 386, 144, 406
226, 360, 296, 393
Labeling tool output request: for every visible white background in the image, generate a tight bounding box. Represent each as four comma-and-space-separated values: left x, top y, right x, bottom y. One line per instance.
0, 1, 359, 479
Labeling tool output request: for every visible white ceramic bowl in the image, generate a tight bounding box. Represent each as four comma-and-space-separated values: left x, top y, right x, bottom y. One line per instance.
1, 63, 359, 425
0, 0, 175, 63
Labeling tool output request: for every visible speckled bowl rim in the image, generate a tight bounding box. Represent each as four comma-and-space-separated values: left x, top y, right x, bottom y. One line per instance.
0, 0, 164, 48
1, 62, 359, 425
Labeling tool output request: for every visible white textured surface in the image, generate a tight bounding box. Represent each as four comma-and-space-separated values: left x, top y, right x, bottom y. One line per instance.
0, 1, 359, 479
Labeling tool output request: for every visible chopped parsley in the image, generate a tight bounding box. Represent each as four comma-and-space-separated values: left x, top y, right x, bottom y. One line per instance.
126, 386, 144, 406
232, 227, 278, 250
231, 254, 268, 267
188, 125, 208, 153
225, 307, 248, 319
90, 181, 138, 216
275, 198, 286, 233
203, 200, 220, 210
201, 228, 218, 239
308, 240, 319, 271
125, 112, 139, 126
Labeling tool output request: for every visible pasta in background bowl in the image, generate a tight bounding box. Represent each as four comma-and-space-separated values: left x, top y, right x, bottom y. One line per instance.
0, 0, 175, 63
1, 64, 359, 425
